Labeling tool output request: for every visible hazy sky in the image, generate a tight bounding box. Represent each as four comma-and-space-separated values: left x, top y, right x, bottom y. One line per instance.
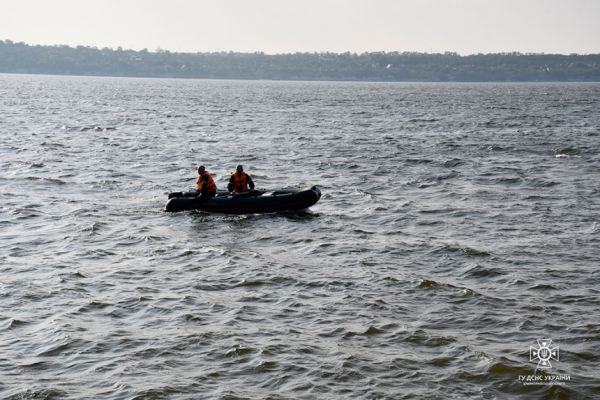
2, 0, 599, 54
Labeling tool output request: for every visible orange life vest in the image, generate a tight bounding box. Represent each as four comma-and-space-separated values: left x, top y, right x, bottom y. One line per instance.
230, 171, 250, 192
196, 171, 217, 192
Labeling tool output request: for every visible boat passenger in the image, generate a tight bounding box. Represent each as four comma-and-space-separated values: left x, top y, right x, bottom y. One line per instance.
228, 164, 255, 194
196, 165, 217, 199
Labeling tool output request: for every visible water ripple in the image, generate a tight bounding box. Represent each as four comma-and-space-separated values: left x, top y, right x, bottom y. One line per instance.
1, 76, 599, 399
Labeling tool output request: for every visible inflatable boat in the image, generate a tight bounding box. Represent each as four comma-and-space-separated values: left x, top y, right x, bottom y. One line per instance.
165, 186, 321, 213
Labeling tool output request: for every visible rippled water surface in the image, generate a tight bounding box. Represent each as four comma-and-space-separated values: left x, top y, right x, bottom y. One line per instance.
1, 74, 600, 399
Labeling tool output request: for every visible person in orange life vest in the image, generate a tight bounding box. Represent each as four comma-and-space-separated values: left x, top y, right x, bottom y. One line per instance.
196, 165, 217, 199
228, 164, 254, 194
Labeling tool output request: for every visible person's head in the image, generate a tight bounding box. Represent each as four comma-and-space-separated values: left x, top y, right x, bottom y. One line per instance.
236, 164, 243, 173
198, 165, 205, 174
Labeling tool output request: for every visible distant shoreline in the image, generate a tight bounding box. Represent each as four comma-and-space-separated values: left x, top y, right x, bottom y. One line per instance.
2, 40, 600, 82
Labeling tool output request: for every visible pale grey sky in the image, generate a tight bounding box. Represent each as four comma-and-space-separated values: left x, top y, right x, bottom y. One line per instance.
1, 0, 599, 54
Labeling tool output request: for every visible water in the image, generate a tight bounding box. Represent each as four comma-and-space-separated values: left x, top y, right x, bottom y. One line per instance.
1, 74, 599, 399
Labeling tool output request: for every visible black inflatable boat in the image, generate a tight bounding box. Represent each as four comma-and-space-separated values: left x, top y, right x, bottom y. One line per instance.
165, 186, 321, 213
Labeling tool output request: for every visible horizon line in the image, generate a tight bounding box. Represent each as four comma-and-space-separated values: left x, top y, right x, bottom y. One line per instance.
2, 39, 599, 57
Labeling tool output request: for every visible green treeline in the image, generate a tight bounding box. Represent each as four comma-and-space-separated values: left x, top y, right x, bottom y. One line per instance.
1, 40, 600, 81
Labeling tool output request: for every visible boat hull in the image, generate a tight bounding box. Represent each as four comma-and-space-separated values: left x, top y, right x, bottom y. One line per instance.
165, 186, 321, 213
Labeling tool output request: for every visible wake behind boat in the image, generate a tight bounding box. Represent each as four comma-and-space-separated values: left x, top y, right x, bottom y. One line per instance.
165, 186, 321, 213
